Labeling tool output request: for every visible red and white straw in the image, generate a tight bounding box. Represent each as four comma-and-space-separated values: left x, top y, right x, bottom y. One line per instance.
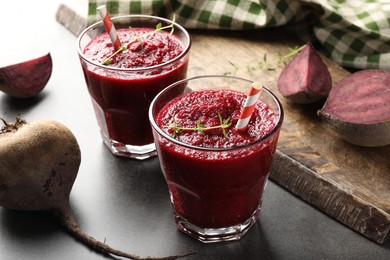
236, 82, 263, 131
97, 5, 122, 51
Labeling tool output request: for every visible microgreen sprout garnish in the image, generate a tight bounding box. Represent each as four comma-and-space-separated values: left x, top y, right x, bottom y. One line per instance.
277, 44, 305, 65
102, 15, 177, 65
224, 60, 239, 76
164, 112, 232, 138
223, 44, 306, 75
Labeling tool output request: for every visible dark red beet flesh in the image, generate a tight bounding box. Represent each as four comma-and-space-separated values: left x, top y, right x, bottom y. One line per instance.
319, 69, 390, 124
318, 69, 390, 147
0, 53, 52, 98
277, 43, 332, 104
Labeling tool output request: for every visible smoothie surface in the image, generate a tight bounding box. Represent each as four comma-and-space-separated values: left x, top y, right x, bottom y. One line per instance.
157, 89, 276, 148
83, 28, 184, 68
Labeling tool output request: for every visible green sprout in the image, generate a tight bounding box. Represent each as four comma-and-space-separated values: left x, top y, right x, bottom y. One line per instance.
164, 112, 232, 138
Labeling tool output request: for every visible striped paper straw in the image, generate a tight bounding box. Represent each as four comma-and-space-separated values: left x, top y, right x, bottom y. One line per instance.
97, 5, 122, 51
236, 82, 263, 131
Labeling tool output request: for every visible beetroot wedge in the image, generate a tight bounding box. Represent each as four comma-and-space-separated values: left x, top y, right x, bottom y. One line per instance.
277, 43, 332, 104
318, 69, 390, 147
0, 52, 52, 98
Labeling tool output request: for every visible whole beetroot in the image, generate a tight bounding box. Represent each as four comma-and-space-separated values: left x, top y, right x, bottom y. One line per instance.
318, 70, 390, 147
0, 117, 192, 259
0, 117, 80, 211
277, 43, 332, 104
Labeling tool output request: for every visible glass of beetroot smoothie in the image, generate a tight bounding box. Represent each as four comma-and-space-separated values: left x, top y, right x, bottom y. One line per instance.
77, 15, 191, 159
149, 75, 283, 243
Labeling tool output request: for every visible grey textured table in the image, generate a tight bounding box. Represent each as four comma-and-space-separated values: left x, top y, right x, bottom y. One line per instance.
0, 1, 389, 259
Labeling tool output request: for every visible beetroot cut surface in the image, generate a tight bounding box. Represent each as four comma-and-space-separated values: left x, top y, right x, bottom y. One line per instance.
277, 43, 332, 104
318, 69, 390, 147
0, 53, 52, 98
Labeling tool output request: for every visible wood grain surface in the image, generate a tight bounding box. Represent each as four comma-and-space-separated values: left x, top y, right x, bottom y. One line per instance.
186, 28, 390, 244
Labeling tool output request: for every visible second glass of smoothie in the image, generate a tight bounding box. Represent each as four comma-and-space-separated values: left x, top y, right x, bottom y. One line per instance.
149, 75, 284, 243
77, 15, 191, 160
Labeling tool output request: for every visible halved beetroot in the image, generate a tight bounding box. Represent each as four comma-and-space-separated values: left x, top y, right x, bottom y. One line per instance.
0, 53, 52, 98
318, 69, 390, 147
277, 43, 332, 104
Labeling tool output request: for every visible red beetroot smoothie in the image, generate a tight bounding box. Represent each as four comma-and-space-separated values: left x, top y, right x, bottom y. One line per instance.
82, 28, 188, 146
155, 89, 280, 228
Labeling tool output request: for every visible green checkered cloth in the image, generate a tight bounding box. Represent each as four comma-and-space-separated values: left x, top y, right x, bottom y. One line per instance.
86, 0, 390, 70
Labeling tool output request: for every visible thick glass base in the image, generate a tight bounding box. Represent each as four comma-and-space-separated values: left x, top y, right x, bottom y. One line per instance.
101, 132, 156, 160
174, 207, 260, 243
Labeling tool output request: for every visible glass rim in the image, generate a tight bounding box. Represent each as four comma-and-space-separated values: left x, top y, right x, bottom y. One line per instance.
149, 75, 284, 152
76, 14, 191, 72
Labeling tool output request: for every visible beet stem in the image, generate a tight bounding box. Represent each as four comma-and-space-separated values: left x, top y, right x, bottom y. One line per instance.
0, 116, 26, 134
53, 206, 195, 260
0, 117, 8, 126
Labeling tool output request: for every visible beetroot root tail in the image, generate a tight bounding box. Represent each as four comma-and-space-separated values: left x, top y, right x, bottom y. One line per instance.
52, 207, 195, 260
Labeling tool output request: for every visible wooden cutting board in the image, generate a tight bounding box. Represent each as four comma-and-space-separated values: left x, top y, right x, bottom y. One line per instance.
187, 28, 390, 244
